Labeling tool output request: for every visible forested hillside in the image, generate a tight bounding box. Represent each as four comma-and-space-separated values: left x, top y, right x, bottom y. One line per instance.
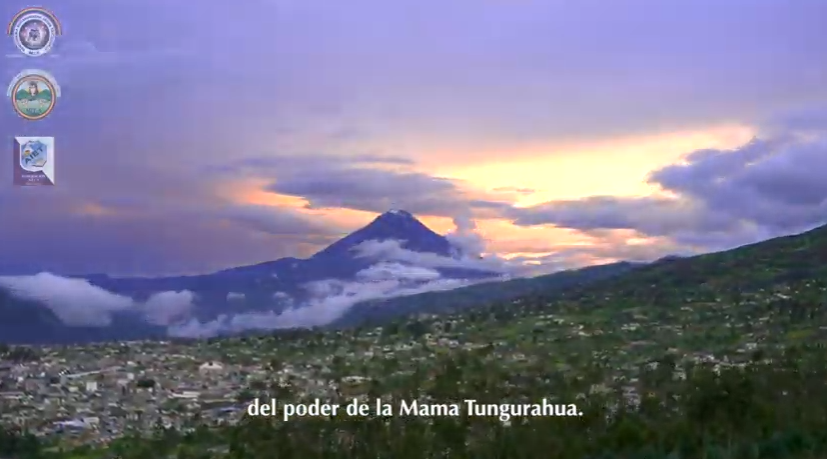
5, 224, 827, 458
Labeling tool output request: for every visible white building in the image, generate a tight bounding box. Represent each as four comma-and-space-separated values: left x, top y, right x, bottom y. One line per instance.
199, 361, 224, 373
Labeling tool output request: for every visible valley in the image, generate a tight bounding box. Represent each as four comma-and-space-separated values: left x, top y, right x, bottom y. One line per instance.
3, 221, 827, 457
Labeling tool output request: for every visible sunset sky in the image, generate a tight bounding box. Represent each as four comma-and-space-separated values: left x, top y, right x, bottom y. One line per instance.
2, 0, 826, 276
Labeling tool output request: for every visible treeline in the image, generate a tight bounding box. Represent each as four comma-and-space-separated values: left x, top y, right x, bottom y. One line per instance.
0, 343, 40, 362
0, 426, 41, 458
49, 343, 827, 459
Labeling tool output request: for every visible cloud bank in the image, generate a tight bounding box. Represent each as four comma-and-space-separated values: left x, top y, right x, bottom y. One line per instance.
0, 223, 500, 337
3, 0, 826, 278
509, 119, 827, 252
167, 261, 473, 338
3, 108, 827, 339
0, 273, 134, 327
0, 273, 195, 328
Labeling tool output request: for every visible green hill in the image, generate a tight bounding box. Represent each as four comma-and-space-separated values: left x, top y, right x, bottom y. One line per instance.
15, 89, 52, 101
10, 225, 827, 458
550, 223, 827, 315
50, 222, 827, 459
342, 223, 827, 329
337, 261, 641, 325
462, 223, 827, 365
587, 224, 827, 293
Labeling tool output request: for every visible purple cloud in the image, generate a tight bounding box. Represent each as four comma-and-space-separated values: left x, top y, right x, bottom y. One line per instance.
1, 0, 826, 276
510, 112, 827, 252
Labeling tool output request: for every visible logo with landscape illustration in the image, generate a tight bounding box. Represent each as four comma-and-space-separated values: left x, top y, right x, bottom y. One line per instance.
7, 69, 60, 121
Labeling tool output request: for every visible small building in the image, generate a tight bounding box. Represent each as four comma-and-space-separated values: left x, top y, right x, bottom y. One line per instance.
199, 361, 224, 373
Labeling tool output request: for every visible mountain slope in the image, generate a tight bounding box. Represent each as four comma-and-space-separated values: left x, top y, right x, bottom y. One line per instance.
312, 209, 456, 260
563, 223, 827, 306
335, 261, 642, 326
0, 288, 165, 344
0, 210, 500, 343
97, 210, 494, 294
337, 223, 827, 328
6, 215, 827, 344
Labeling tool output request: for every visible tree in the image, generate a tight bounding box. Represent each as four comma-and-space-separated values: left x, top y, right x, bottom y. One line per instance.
136, 378, 156, 389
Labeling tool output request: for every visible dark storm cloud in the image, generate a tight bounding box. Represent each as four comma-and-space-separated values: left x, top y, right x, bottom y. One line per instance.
268, 167, 460, 215
213, 153, 512, 218
219, 205, 340, 238
510, 117, 827, 251
511, 196, 736, 236
651, 137, 827, 232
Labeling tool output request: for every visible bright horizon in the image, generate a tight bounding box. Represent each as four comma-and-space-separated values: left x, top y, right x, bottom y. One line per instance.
1, 0, 826, 277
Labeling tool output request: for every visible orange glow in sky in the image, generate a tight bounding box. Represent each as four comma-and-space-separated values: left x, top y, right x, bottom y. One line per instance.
222, 124, 755, 261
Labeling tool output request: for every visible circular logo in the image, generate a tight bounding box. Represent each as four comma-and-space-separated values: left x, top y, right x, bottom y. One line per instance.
20, 139, 49, 172
8, 8, 61, 57
7, 70, 61, 121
